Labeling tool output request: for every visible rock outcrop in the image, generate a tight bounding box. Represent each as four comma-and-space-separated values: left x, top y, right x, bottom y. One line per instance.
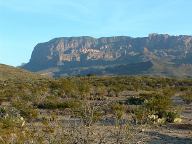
23, 34, 192, 77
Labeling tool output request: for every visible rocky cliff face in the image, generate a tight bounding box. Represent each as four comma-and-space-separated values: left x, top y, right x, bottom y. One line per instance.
23, 34, 192, 77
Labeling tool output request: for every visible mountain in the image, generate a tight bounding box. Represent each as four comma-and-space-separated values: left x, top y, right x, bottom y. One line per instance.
22, 34, 192, 77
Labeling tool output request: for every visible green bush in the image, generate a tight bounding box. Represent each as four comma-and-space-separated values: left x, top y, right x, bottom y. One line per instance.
166, 111, 178, 123
181, 92, 192, 104
0, 107, 6, 118
125, 97, 144, 105
144, 94, 172, 114
110, 103, 125, 119
133, 107, 150, 124
136, 92, 180, 124
12, 100, 38, 120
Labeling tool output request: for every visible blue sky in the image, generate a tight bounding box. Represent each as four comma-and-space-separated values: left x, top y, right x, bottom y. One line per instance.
0, 0, 192, 66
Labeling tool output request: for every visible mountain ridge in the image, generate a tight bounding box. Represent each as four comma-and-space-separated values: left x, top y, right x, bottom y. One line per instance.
22, 33, 192, 77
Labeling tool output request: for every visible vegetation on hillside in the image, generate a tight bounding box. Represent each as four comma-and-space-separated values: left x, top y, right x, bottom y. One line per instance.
0, 66, 192, 143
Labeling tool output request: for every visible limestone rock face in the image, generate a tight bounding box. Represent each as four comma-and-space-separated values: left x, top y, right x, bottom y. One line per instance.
23, 34, 192, 76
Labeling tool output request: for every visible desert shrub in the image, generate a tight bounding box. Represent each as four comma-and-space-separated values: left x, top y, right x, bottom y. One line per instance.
37, 99, 82, 110
107, 84, 125, 97
77, 80, 91, 99
110, 103, 125, 120
0, 106, 24, 130
179, 87, 190, 91
0, 107, 6, 118
162, 88, 175, 97
156, 110, 167, 119
181, 91, 192, 104
135, 92, 180, 124
74, 101, 104, 126
59, 78, 79, 98
144, 94, 172, 114
139, 92, 161, 100
12, 100, 38, 120
166, 111, 178, 123
0, 116, 19, 129
143, 92, 182, 124
133, 107, 150, 124
125, 97, 144, 105
94, 85, 107, 98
